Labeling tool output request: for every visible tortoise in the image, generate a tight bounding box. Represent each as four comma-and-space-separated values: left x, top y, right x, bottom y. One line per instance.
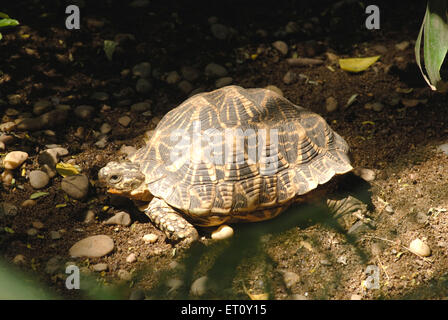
98, 85, 367, 245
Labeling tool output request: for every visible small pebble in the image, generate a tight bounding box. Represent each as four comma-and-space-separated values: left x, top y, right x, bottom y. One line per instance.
190, 276, 208, 296
409, 238, 431, 257
353, 168, 376, 182
61, 174, 89, 200
69, 235, 115, 258
33, 100, 53, 115
215, 77, 233, 88
351, 294, 362, 300
92, 263, 108, 272
0, 121, 16, 132
32, 221, 44, 229
90, 92, 109, 101
13, 254, 26, 265
281, 271, 300, 289
126, 253, 137, 263
117, 269, 132, 281
29, 170, 50, 189
167, 278, 184, 294
4, 151, 28, 170
130, 102, 151, 113
1, 170, 14, 185
83, 209, 96, 224
272, 40, 288, 55
289, 294, 308, 300
385, 205, 394, 214
282, 71, 297, 85
100, 123, 112, 134
142, 233, 158, 244
181, 66, 200, 82
437, 143, 448, 156
50, 231, 62, 240
104, 211, 131, 226
27, 228, 38, 236
204, 63, 228, 78
178, 80, 194, 94
118, 116, 132, 127
211, 225, 234, 240
132, 62, 151, 78
136, 78, 152, 94
325, 97, 338, 113
210, 23, 229, 40
21, 199, 37, 207
74, 105, 95, 119
395, 41, 410, 51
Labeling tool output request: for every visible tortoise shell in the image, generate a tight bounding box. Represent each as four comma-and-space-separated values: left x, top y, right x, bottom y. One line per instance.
129, 85, 352, 224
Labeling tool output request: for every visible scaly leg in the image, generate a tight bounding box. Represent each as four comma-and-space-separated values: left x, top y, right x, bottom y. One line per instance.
145, 197, 199, 245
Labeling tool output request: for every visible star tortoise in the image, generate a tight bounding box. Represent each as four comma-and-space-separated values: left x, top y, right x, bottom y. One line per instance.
98, 85, 367, 245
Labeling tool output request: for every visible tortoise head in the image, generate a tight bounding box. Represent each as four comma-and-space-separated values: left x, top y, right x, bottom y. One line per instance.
98, 161, 153, 201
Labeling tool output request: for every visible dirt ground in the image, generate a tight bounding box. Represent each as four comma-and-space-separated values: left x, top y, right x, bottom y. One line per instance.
1, 0, 448, 300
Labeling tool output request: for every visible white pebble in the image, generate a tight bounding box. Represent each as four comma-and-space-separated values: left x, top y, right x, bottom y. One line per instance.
142, 233, 158, 243
211, 224, 234, 240
3, 151, 28, 170
126, 253, 137, 263
409, 238, 431, 257
190, 276, 208, 296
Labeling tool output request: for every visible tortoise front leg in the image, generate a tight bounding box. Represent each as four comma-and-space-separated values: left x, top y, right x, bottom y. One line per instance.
145, 197, 199, 245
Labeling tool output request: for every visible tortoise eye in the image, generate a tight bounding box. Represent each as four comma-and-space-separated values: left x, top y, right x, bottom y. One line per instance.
109, 174, 122, 184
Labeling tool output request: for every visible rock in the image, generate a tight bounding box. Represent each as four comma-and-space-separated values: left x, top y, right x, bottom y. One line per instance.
395, 41, 410, 51
95, 136, 108, 149
372, 44, 388, 54
27, 228, 38, 236
45, 256, 64, 274
1, 170, 14, 185
264, 85, 283, 96
325, 97, 338, 113
285, 21, 300, 34
136, 78, 152, 94
210, 23, 229, 40
69, 235, 114, 258
0, 202, 17, 217
130, 102, 151, 113
92, 263, 108, 272
353, 168, 375, 182
29, 170, 50, 189
167, 278, 184, 294
7, 94, 22, 105
61, 174, 89, 200
38, 147, 68, 178
0, 134, 14, 145
280, 270, 300, 289
21, 199, 37, 207
0, 121, 16, 132
165, 71, 181, 84
5, 108, 20, 117
211, 225, 234, 240
409, 238, 431, 257
32, 221, 44, 229
126, 253, 137, 263
437, 143, 448, 155
83, 209, 96, 223
104, 211, 131, 226
132, 62, 151, 78
117, 269, 132, 281
118, 116, 132, 127
4, 151, 28, 170
74, 105, 95, 120
215, 77, 233, 88
178, 80, 194, 94
190, 276, 208, 296
181, 66, 200, 82
33, 100, 53, 115
13, 254, 26, 265
205, 63, 228, 78
282, 71, 297, 85
364, 102, 384, 112
142, 233, 158, 244
100, 123, 112, 134
351, 294, 362, 300
90, 91, 109, 101
272, 41, 288, 55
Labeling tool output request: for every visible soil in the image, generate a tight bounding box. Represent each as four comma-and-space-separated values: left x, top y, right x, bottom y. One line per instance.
1, 0, 448, 300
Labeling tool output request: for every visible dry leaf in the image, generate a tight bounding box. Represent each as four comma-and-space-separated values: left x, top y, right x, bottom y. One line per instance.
339, 55, 380, 73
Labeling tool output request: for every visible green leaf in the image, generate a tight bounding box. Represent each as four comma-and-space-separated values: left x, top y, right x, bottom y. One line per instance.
0, 18, 19, 28
0, 12, 10, 19
103, 40, 118, 61
30, 192, 49, 200
415, 0, 448, 91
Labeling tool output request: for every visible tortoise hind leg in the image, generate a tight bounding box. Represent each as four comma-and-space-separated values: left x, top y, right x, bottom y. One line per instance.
145, 197, 199, 245
326, 195, 375, 230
